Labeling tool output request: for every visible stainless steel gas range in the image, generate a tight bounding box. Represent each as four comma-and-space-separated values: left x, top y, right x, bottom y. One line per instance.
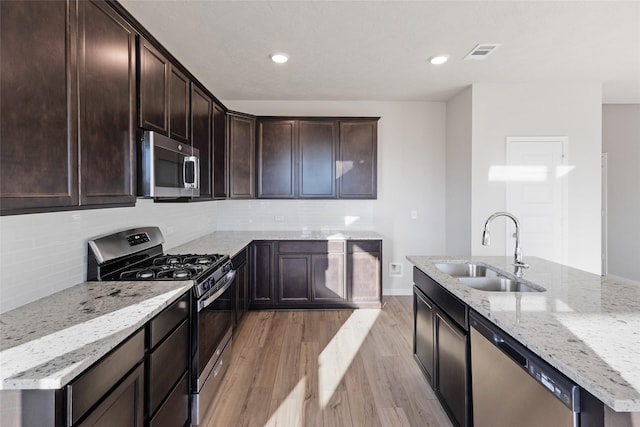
87, 226, 236, 426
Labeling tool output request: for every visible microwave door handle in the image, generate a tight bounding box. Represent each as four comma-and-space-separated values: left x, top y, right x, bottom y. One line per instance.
183, 156, 199, 188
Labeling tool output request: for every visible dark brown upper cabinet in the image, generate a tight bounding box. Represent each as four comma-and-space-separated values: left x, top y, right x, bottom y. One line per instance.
1, 0, 136, 215
1, 0, 78, 213
298, 120, 338, 199
78, 0, 136, 207
338, 120, 378, 199
228, 113, 256, 199
257, 119, 296, 198
191, 84, 213, 199
212, 104, 228, 199
169, 66, 190, 143
138, 37, 190, 143
138, 38, 168, 135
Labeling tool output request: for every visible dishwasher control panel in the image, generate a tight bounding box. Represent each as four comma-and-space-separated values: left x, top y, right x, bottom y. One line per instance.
528, 361, 579, 411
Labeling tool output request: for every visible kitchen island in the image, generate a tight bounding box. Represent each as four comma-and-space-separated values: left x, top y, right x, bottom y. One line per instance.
408, 255, 640, 425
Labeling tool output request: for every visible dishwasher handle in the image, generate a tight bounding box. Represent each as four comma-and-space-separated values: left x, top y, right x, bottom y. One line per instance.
494, 336, 527, 368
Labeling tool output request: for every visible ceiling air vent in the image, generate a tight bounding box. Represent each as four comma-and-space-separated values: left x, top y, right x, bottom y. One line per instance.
464, 44, 500, 60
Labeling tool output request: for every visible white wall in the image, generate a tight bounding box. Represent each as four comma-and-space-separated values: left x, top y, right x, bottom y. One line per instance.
602, 104, 640, 282
471, 83, 603, 274
0, 200, 220, 313
445, 86, 473, 256
224, 100, 447, 295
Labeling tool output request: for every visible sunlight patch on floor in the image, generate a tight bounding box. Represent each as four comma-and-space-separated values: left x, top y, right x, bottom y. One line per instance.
264, 377, 306, 427
317, 308, 381, 408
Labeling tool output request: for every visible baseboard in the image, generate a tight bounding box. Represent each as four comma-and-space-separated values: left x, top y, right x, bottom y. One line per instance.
606, 273, 640, 286
382, 288, 413, 296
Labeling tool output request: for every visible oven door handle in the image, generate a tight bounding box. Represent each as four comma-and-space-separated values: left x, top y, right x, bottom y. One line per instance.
198, 270, 236, 312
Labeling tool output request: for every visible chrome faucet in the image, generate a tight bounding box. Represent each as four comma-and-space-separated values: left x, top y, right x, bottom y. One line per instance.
482, 211, 529, 276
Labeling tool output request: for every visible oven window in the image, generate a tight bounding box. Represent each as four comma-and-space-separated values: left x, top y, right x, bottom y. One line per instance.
198, 283, 234, 379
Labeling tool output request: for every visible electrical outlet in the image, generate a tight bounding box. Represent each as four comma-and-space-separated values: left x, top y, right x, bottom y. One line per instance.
389, 262, 403, 277
166, 225, 175, 235
411, 210, 418, 219
274, 215, 284, 222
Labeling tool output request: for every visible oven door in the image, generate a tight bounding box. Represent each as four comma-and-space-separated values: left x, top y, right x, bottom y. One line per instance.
194, 270, 236, 391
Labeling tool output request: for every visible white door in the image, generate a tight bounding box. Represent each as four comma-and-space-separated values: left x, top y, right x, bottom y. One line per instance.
506, 137, 568, 265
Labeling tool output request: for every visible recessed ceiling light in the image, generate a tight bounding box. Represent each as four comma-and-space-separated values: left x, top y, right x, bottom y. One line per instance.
271, 53, 289, 64
429, 55, 449, 65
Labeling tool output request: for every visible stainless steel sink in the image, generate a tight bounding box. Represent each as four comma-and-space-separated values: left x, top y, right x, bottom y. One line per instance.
435, 263, 500, 278
458, 277, 545, 293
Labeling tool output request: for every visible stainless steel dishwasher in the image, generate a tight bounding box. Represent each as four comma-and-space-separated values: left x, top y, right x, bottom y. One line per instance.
470, 311, 581, 427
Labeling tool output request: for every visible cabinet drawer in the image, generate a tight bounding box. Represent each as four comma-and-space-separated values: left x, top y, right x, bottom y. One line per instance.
68, 329, 144, 425
149, 372, 189, 427
148, 292, 189, 350
148, 319, 189, 416
278, 240, 344, 254
347, 240, 381, 253
413, 267, 467, 331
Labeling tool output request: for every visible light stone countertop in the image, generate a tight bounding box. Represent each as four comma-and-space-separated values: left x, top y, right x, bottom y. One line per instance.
407, 255, 640, 412
0, 230, 381, 390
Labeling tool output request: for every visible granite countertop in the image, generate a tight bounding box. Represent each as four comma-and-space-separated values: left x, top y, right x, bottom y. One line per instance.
0, 230, 381, 391
0, 280, 191, 390
407, 255, 640, 412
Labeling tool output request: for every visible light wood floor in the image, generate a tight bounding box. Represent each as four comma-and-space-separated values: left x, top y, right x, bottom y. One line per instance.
202, 296, 453, 427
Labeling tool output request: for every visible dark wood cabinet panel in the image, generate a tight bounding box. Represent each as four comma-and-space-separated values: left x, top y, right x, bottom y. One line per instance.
414, 288, 435, 386
228, 114, 256, 199
233, 248, 248, 325
78, 363, 144, 427
169, 67, 190, 143
298, 120, 337, 198
312, 253, 345, 301
191, 85, 212, 199
0, 0, 78, 212
338, 120, 378, 199
278, 254, 312, 302
250, 241, 275, 305
347, 240, 382, 306
212, 105, 227, 199
435, 312, 468, 427
78, 0, 136, 206
257, 120, 296, 198
138, 38, 169, 135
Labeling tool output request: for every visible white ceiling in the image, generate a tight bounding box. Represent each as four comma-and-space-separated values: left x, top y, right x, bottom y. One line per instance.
119, 0, 640, 103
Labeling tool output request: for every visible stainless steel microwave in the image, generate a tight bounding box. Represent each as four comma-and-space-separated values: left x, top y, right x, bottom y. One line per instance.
138, 131, 200, 198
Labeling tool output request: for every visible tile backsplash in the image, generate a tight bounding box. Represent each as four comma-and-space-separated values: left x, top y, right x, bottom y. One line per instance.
0, 198, 374, 313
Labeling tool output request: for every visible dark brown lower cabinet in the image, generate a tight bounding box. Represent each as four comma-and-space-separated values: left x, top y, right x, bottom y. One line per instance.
249, 240, 380, 309
233, 247, 249, 325
347, 240, 382, 307
413, 267, 470, 427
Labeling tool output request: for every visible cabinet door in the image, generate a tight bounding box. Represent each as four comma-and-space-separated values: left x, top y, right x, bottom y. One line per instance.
278, 254, 311, 302
228, 114, 256, 198
347, 240, 382, 306
212, 104, 227, 199
169, 66, 190, 143
312, 253, 345, 301
414, 288, 435, 385
78, 0, 136, 207
233, 248, 248, 324
77, 363, 144, 427
435, 312, 469, 427
338, 120, 378, 199
139, 38, 169, 134
1, 0, 78, 213
191, 85, 212, 199
298, 120, 337, 198
251, 242, 275, 304
257, 120, 296, 198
